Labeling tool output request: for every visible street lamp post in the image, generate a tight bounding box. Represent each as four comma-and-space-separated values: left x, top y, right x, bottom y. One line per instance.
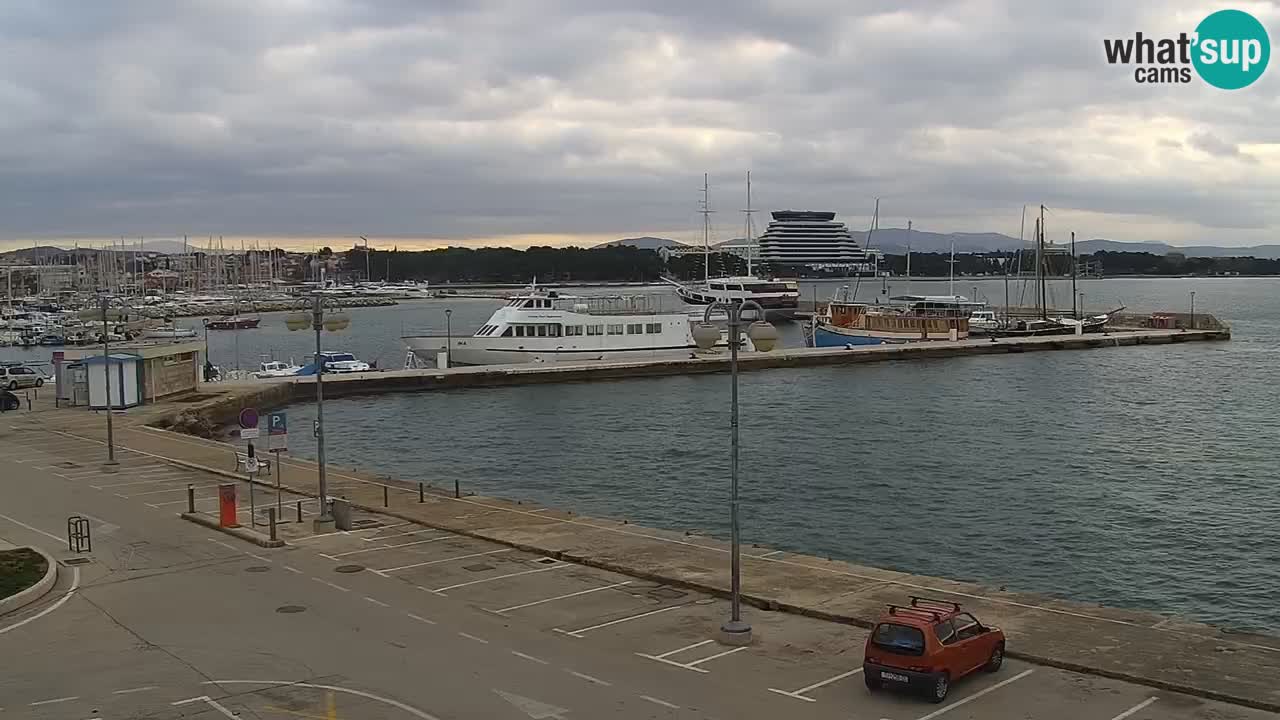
286, 295, 351, 531
691, 300, 778, 646
79, 296, 123, 468
1189, 291, 1196, 330
444, 308, 452, 368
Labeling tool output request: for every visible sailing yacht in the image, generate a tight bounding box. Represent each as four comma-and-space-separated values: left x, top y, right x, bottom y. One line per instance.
668, 173, 800, 320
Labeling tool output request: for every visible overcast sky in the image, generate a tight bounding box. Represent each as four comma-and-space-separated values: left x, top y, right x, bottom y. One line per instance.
1, 1, 1276, 251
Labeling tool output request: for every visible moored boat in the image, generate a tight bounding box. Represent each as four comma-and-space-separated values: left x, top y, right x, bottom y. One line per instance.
811, 291, 980, 347
205, 315, 261, 330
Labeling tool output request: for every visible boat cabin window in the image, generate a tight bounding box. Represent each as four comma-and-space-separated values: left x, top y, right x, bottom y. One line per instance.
709, 283, 725, 291
587, 324, 603, 336
626, 323, 643, 334
607, 324, 624, 335
564, 325, 583, 336
514, 326, 526, 337
645, 323, 662, 333
501, 327, 514, 337
727, 284, 743, 291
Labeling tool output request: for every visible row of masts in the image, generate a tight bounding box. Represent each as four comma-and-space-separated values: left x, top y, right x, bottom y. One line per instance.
698, 172, 759, 283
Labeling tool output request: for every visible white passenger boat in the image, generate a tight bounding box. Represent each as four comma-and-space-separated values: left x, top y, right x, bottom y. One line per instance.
403, 287, 751, 366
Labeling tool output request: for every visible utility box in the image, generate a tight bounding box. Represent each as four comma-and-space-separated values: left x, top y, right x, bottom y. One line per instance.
331, 498, 353, 530
83, 354, 143, 410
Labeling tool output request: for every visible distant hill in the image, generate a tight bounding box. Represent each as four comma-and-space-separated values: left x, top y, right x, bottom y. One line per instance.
592, 236, 687, 251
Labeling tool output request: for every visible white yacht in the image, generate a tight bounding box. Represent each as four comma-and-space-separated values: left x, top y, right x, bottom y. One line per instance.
403, 288, 738, 366
252, 360, 303, 379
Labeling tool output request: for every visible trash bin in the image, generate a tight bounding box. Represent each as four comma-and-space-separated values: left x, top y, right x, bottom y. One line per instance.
331, 498, 352, 530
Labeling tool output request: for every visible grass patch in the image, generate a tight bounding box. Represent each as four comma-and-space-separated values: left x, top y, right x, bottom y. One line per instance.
0, 548, 48, 599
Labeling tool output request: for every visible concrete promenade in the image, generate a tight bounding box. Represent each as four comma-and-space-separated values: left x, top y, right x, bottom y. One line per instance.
21, 396, 1280, 714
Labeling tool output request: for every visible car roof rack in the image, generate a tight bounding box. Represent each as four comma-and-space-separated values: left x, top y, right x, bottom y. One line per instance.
910, 595, 962, 612
886, 604, 944, 622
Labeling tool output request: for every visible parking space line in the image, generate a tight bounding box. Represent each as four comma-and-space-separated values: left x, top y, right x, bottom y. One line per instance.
493, 581, 632, 614
458, 632, 489, 644
127, 484, 219, 497
654, 639, 714, 659
331, 537, 453, 557
112, 686, 158, 695
29, 696, 79, 706
361, 529, 436, 542
913, 669, 1033, 720
635, 652, 710, 673
639, 695, 679, 710
407, 612, 437, 625
375, 548, 514, 574
756, 550, 784, 558
93, 477, 187, 489
511, 651, 549, 665
555, 603, 689, 638
432, 564, 567, 593
1108, 697, 1158, 720
148, 494, 219, 507
364, 596, 390, 608
567, 670, 611, 687
768, 668, 862, 701
686, 645, 748, 667
312, 577, 351, 593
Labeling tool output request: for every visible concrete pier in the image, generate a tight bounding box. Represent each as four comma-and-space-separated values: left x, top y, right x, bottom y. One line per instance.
196, 328, 1229, 413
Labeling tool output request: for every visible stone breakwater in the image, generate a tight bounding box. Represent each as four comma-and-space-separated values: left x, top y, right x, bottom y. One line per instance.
137, 297, 398, 318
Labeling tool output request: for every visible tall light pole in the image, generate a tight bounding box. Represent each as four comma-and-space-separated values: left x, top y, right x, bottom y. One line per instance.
286, 295, 351, 531
360, 236, 370, 282
79, 296, 123, 468
444, 308, 453, 368
691, 300, 778, 646
1189, 291, 1196, 329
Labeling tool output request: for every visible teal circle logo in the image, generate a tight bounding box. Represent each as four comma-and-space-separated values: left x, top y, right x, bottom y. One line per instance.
1192, 9, 1270, 89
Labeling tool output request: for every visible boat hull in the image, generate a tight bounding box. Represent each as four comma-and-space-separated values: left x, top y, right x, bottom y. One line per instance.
404, 335, 698, 366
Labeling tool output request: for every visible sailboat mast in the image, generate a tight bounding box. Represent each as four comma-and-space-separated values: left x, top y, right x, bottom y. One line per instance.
1038, 204, 1047, 320
701, 173, 711, 284
948, 236, 956, 298
1071, 230, 1078, 319
905, 220, 912, 292
743, 171, 754, 277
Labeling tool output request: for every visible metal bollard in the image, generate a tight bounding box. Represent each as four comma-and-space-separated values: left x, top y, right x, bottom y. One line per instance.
419, 482, 424, 503
268, 508, 277, 541
383, 485, 389, 507
187, 484, 195, 513
454, 478, 460, 499
296, 500, 303, 523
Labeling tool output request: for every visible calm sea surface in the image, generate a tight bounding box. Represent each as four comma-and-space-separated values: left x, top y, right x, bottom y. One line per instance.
9, 278, 1278, 631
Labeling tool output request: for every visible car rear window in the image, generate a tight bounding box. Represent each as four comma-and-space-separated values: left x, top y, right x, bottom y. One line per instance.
872, 623, 925, 656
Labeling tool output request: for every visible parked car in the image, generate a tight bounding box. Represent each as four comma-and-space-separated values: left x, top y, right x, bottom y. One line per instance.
863, 596, 1006, 703
0, 390, 19, 411
0, 364, 44, 390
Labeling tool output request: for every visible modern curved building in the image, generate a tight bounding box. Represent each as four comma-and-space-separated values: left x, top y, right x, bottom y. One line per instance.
757, 210, 879, 275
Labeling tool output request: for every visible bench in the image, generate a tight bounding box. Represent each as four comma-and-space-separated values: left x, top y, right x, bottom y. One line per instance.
233, 451, 272, 476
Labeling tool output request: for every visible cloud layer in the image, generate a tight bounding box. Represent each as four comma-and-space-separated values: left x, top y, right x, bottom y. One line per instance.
1, 0, 1276, 250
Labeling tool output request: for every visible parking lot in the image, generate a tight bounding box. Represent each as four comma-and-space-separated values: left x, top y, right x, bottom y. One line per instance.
7, 428, 1279, 720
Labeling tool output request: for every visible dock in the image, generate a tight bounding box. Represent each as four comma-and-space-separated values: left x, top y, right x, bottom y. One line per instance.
177, 328, 1228, 424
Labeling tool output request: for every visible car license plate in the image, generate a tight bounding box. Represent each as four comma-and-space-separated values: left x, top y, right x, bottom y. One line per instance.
880, 671, 910, 683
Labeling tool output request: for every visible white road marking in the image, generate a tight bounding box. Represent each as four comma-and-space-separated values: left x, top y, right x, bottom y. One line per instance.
432, 564, 567, 593
284, 531, 346, 543
112, 686, 158, 695
331, 536, 453, 557
687, 645, 749, 667
639, 695, 680, 710
93, 477, 185, 489
0, 566, 79, 636
361, 529, 437, 542
282, 565, 303, 574
172, 695, 237, 718
511, 650, 549, 665
757, 550, 784, 558
913, 669, 1034, 720
148, 494, 219, 507
29, 696, 78, 706
209, 539, 240, 552
769, 667, 862, 701
406, 612, 437, 625
556, 603, 689, 637
458, 632, 489, 644
312, 577, 351, 593
653, 639, 713, 659
125, 484, 218, 497
635, 652, 709, 674
364, 596, 390, 608
494, 581, 632, 613
376, 548, 513, 574
205, 680, 440, 720
0, 512, 66, 543
1109, 697, 1158, 720
567, 670, 611, 686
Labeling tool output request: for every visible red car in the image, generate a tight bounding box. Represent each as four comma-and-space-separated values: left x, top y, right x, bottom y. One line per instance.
863, 596, 1006, 703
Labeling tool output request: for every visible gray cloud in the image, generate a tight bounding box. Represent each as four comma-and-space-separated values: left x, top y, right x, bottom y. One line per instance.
0, 0, 1276, 248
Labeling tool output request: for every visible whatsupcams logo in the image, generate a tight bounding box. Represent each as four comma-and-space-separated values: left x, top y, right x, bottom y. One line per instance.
1104, 9, 1270, 88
